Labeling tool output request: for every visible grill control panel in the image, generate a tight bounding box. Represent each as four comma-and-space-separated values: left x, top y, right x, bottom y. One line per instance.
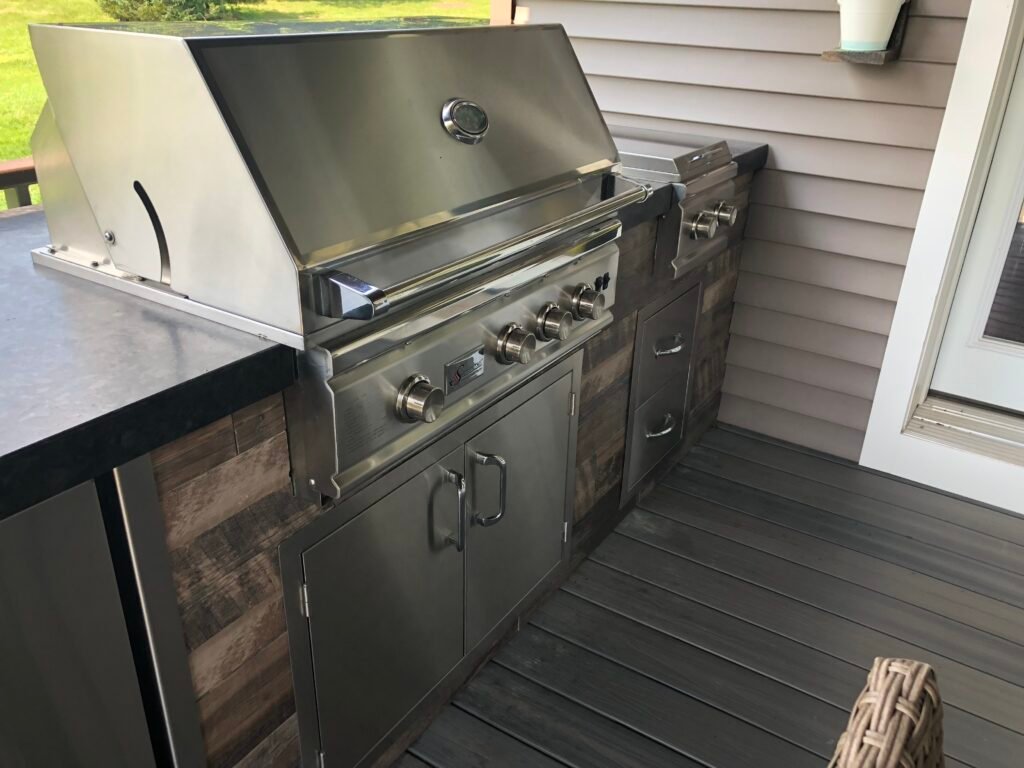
322, 244, 619, 492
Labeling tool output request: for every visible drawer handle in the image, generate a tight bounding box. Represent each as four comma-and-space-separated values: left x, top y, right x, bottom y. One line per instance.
471, 452, 507, 527
654, 334, 685, 358
645, 413, 677, 439
444, 470, 467, 552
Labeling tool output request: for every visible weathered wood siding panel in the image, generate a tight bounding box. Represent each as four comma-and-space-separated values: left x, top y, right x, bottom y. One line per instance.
528, 0, 970, 458
154, 393, 312, 768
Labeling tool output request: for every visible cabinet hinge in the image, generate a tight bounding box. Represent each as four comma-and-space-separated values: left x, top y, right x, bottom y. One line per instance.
317, 750, 326, 768
563, 521, 569, 543
569, 391, 576, 416
300, 583, 312, 619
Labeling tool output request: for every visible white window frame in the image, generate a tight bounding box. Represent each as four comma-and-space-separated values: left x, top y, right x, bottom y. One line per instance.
861, 0, 1024, 512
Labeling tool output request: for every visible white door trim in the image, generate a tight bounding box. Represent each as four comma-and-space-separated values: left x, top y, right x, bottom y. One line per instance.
860, 0, 1024, 513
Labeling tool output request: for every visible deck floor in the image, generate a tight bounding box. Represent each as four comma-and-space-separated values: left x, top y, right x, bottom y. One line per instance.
402, 426, 1024, 768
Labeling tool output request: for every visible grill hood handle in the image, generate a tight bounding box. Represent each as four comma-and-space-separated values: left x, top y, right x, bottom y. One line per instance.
313, 178, 651, 322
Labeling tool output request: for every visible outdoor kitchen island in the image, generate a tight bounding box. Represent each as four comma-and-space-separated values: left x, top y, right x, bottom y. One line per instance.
2, 21, 766, 768
0, 132, 764, 768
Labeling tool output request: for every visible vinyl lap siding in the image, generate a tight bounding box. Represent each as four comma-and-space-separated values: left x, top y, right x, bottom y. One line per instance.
526, 0, 969, 459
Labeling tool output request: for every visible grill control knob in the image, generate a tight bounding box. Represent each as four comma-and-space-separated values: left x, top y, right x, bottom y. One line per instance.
712, 201, 738, 227
571, 283, 606, 321
684, 211, 718, 240
536, 303, 573, 342
496, 323, 536, 365
396, 375, 445, 423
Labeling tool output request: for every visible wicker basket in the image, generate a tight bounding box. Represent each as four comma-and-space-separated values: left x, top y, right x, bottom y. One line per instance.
829, 657, 944, 768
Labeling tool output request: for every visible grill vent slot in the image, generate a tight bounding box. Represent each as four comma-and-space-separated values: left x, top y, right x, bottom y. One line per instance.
134, 180, 170, 285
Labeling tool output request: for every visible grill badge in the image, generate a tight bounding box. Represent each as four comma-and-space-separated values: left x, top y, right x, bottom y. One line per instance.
442, 98, 489, 145
444, 347, 487, 394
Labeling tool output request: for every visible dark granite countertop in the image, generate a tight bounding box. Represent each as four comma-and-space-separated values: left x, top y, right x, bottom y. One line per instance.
0, 208, 296, 519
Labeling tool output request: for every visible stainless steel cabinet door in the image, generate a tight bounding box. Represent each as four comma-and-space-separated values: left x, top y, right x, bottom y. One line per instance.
465, 372, 572, 649
303, 447, 466, 768
0, 482, 156, 768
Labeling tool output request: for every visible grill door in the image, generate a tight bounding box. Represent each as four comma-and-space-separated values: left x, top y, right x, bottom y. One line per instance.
464, 372, 572, 650
302, 447, 465, 768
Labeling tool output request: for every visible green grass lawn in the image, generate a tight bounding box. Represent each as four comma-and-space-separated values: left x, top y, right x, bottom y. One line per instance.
0, 0, 488, 171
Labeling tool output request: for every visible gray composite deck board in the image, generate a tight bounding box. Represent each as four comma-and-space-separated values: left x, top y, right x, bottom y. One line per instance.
393, 756, 432, 768
410, 426, 1024, 768
683, 446, 1024, 580
495, 625, 822, 768
662, 468, 1024, 642
530, 590, 847, 757
409, 706, 567, 768
454, 665, 699, 768
618, 508, 1024, 686
703, 427, 1024, 546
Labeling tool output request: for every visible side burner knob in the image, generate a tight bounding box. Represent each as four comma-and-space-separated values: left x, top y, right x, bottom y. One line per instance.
571, 283, 606, 321
396, 375, 445, 423
536, 303, 573, 341
684, 211, 718, 240
496, 323, 536, 365
712, 201, 738, 227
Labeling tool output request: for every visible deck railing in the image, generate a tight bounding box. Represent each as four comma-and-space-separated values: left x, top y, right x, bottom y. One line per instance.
0, 157, 37, 209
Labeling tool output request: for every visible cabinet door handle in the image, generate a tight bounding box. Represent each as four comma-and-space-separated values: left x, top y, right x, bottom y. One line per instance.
445, 470, 467, 552
471, 452, 507, 527
645, 413, 677, 439
654, 334, 685, 358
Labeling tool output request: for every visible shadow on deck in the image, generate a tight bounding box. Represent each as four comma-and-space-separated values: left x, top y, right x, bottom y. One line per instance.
402, 425, 1024, 768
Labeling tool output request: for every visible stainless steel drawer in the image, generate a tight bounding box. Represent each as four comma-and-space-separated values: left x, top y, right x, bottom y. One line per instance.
636, 285, 700, 407
626, 380, 686, 491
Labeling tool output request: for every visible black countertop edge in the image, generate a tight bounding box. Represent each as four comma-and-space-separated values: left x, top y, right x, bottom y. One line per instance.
0, 345, 296, 522
618, 142, 769, 231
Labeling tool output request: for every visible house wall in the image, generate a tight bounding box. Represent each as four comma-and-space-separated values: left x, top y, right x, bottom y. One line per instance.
525, 0, 970, 460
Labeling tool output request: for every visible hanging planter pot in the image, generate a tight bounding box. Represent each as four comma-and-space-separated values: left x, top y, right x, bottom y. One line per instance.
837, 0, 907, 51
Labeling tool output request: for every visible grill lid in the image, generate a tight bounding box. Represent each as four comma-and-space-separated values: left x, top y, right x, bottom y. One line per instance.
29, 21, 630, 346
191, 24, 619, 265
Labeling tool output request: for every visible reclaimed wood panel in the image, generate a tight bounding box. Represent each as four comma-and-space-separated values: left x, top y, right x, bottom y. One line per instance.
154, 392, 322, 767
161, 430, 291, 549
151, 415, 237, 497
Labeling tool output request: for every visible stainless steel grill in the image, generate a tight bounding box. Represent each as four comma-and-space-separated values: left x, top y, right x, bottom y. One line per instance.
30, 21, 648, 499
